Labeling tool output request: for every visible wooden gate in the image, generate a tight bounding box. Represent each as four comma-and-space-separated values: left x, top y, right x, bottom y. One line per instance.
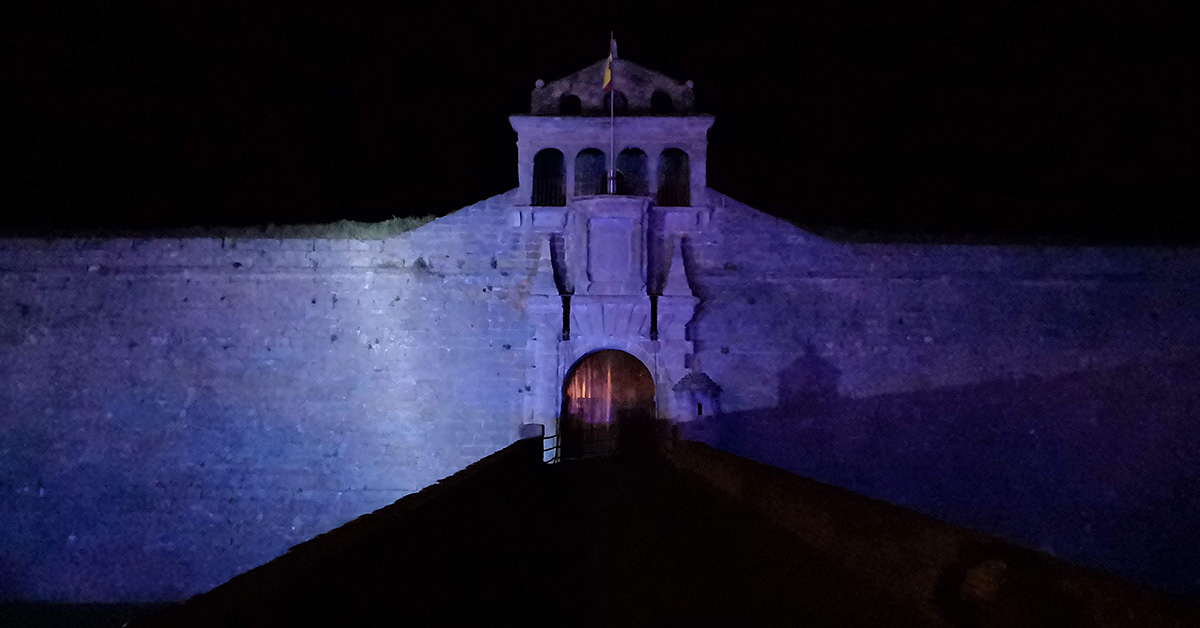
560, 350, 656, 459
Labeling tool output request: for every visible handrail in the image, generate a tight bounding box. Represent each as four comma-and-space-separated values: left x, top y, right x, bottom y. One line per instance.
541, 433, 559, 463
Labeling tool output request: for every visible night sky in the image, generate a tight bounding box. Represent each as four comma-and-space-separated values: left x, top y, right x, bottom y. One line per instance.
4, 1, 1198, 242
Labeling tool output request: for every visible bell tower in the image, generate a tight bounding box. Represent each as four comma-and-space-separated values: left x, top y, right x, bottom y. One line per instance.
509, 52, 716, 459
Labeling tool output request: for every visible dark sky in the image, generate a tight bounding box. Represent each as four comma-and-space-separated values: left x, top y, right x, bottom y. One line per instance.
4, 1, 1198, 242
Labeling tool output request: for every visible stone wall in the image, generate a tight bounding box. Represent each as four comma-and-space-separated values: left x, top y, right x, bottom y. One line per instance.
685, 190, 1200, 598
4, 184, 1199, 601
0, 191, 537, 601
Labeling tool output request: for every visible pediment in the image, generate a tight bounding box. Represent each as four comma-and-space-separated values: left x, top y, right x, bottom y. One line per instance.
530, 57, 696, 116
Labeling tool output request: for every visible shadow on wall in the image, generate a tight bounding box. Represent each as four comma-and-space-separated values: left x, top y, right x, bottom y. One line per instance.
680, 347, 1200, 600
777, 341, 841, 410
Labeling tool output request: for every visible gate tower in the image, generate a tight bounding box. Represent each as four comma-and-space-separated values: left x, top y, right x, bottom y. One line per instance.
509, 53, 716, 459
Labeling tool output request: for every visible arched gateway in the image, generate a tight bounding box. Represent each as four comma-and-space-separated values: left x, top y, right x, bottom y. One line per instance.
561, 350, 656, 459
514, 56, 714, 462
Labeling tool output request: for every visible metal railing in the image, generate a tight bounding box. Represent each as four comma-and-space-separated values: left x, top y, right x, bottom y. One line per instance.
657, 182, 689, 207
531, 177, 565, 206
541, 432, 560, 463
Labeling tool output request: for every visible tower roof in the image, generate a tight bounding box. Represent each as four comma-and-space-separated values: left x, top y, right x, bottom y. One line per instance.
531, 57, 696, 116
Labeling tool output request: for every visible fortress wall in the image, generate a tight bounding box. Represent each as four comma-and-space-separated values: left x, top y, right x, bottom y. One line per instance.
0, 192, 537, 601
692, 191, 1200, 408
686, 190, 1200, 597
5, 183, 1198, 601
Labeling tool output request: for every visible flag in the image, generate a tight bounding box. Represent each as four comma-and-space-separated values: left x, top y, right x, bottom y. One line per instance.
602, 38, 616, 92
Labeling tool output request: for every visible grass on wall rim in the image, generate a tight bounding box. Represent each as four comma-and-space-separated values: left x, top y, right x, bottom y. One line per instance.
1, 216, 437, 240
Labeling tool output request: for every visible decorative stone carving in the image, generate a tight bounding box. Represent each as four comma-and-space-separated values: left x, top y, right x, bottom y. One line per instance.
662, 237, 692, 297
532, 236, 559, 296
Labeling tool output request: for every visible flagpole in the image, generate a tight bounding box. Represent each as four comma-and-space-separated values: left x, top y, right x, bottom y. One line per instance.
608, 32, 615, 194
609, 83, 615, 194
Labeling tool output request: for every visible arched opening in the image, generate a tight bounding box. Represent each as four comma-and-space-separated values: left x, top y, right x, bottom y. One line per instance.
602, 91, 628, 115
558, 94, 582, 115
616, 148, 648, 196
651, 90, 674, 114
574, 148, 606, 197
657, 148, 691, 207
561, 350, 656, 459
532, 148, 565, 206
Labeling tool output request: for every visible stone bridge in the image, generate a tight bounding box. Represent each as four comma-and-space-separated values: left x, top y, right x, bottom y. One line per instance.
118, 435, 1198, 628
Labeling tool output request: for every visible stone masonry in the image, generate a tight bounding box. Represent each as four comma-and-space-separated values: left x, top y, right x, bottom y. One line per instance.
2, 55, 1199, 601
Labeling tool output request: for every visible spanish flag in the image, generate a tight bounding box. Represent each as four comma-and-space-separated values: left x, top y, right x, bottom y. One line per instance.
602, 37, 616, 92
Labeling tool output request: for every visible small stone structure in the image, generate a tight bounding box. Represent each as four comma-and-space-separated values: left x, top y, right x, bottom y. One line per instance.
2, 54, 1200, 601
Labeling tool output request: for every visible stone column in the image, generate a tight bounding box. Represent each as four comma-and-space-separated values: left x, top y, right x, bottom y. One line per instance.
527, 297, 564, 461
645, 144, 661, 202
690, 140, 708, 208
563, 145, 577, 202
516, 141, 533, 206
